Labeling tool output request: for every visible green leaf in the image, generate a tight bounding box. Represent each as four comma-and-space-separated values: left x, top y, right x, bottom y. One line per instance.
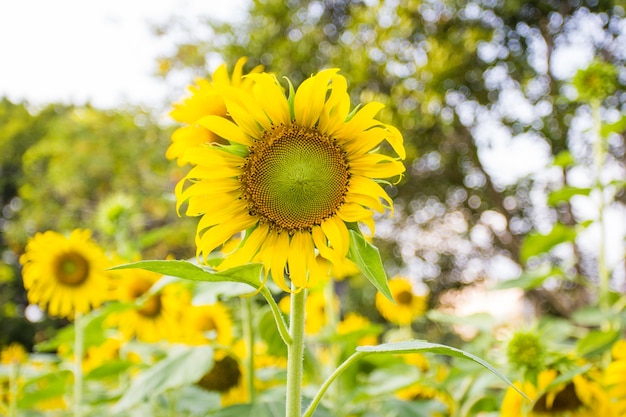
356, 340, 528, 399
600, 114, 626, 138
576, 329, 620, 357
520, 224, 577, 263
547, 186, 591, 206
347, 229, 392, 301
494, 266, 561, 290
113, 345, 214, 411
85, 360, 135, 380
112, 260, 264, 291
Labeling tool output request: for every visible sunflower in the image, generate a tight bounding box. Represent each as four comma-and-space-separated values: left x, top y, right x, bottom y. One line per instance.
167, 57, 263, 165
176, 68, 405, 291
0, 343, 28, 365
375, 277, 428, 326
180, 302, 234, 346
605, 340, 626, 416
20, 229, 111, 318
336, 313, 380, 346
501, 369, 617, 417
107, 268, 188, 342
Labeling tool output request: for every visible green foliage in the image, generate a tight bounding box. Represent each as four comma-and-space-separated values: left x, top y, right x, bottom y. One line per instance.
346, 229, 392, 302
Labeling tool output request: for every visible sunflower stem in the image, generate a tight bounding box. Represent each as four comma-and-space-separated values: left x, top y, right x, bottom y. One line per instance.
241, 297, 256, 402
73, 312, 84, 417
303, 352, 368, 417
286, 288, 306, 417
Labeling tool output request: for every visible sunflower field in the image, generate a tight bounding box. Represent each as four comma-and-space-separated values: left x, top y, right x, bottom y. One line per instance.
1, 1, 626, 416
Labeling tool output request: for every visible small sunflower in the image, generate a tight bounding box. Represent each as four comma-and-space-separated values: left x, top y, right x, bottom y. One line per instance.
0, 343, 28, 365
108, 268, 188, 342
337, 313, 380, 346
175, 68, 405, 292
20, 229, 111, 318
167, 57, 263, 165
196, 350, 244, 405
180, 302, 234, 346
375, 277, 427, 325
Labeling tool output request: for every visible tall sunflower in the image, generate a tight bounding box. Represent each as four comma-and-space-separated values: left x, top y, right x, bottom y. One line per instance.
20, 229, 111, 318
176, 68, 405, 291
167, 57, 263, 165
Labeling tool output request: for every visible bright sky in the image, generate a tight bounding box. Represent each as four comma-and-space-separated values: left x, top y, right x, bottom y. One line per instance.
0, 0, 248, 109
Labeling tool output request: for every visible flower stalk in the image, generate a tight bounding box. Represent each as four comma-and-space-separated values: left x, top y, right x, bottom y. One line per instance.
286, 287, 307, 417
241, 297, 256, 402
74, 312, 84, 417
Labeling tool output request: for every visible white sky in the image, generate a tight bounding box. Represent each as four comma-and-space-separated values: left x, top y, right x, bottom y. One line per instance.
0, 0, 249, 109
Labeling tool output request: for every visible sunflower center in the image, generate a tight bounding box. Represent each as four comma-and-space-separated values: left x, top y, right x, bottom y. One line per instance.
138, 295, 162, 318
241, 124, 349, 232
196, 355, 242, 393
54, 252, 90, 286
396, 290, 414, 305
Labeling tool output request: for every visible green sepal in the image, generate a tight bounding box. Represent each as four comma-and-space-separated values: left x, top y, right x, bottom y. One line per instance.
346, 227, 393, 302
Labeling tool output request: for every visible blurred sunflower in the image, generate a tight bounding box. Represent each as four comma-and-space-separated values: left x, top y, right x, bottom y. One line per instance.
279, 290, 338, 335
337, 313, 380, 346
501, 369, 617, 417
375, 277, 428, 326
196, 350, 244, 405
107, 268, 188, 342
181, 302, 234, 346
20, 229, 111, 318
0, 343, 28, 365
167, 57, 263, 165
605, 340, 626, 416
176, 68, 405, 292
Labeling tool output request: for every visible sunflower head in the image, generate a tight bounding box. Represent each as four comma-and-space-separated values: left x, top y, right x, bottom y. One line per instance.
175, 65, 405, 292
20, 229, 111, 319
182, 302, 234, 346
0, 343, 28, 365
376, 277, 428, 326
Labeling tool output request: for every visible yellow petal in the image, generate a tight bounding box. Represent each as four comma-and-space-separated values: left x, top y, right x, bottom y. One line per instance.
312, 225, 342, 265
319, 74, 350, 135
349, 154, 405, 179
196, 214, 257, 259
348, 175, 393, 214
197, 115, 252, 146
270, 233, 291, 292
294, 68, 340, 128
338, 102, 384, 139
320, 216, 349, 259
337, 202, 376, 234
288, 231, 313, 288
219, 223, 270, 270
247, 73, 290, 125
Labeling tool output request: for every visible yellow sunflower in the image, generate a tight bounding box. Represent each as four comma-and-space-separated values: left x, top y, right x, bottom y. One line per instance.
20, 229, 111, 318
107, 268, 188, 342
337, 313, 380, 346
0, 343, 28, 365
176, 68, 405, 292
501, 369, 617, 417
167, 57, 263, 165
180, 302, 234, 346
605, 340, 626, 416
375, 277, 428, 325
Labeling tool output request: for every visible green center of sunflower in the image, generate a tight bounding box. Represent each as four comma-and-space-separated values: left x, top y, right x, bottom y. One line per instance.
241, 124, 349, 232
396, 290, 413, 305
55, 252, 90, 286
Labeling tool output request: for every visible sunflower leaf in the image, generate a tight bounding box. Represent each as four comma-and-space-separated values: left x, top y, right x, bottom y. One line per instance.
113, 345, 214, 411
346, 229, 393, 301
357, 340, 529, 400
111, 260, 264, 290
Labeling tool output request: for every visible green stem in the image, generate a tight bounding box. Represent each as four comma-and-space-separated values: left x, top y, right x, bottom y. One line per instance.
241, 297, 256, 402
286, 288, 306, 417
591, 99, 610, 311
261, 287, 292, 346
74, 312, 84, 417
303, 352, 368, 417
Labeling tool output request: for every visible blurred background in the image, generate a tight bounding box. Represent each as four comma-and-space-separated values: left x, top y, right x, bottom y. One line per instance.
1, 0, 625, 352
